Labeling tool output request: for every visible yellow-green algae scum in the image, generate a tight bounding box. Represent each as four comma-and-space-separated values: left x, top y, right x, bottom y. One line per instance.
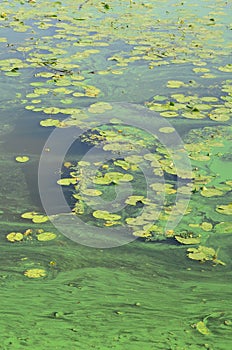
0, 0, 232, 349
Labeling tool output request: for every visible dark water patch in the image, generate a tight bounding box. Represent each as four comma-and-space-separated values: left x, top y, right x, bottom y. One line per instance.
2, 112, 52, 155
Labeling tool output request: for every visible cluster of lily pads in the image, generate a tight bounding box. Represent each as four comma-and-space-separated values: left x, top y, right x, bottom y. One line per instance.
1, 0, 231, 266
50, 119, 231, 265
0, 0, 231, 117
6, 227, 57, 243
14, 107, 232, 265
6, 227, 57, 278
146, 80, 232, 122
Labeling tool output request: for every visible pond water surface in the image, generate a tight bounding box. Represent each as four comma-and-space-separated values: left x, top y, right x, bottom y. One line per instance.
0, 1, 232, 349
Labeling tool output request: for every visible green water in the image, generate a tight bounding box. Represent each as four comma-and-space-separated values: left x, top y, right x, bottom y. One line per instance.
0, 0, 232, 349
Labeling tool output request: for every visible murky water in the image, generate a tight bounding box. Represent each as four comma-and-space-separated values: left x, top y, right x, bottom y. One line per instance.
0, 1, 231, 349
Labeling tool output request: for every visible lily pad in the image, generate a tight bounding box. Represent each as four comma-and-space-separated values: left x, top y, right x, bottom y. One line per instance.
92, 175, 112, 185
167, 80, 185, 88
114, 160, 131, 170
21, 211, 49, 223
216, 203, 232, 215
40, 119, 61, 127
201, 222, 213, 231
218, 64, 232, 72
95, 172, 134, 184
209, 114, 230, 122
21, 211, 38, 219
15, 156, 29, 163
6, 232, 24, 242
43, 107, 61, 114
132, 230, 152, 238
92, 210, 121, 221
125, 195, 145, 206
214, 222, 232, 234
57, 178, 77, 186
24, 268, 47, 278
88, 102, 112, 113
124, 155, 144, 164
175, 236, 201, 245
104, 221, 121, 227
195, 321, 211, 335
187, 246, 217, 262
160, 111, 178, 118
108, 172, 133, 183
81, 189, 102, 196
158, 127, 175, 133
200, 187, 224, 197
37, 232, 57, 241
78, 161, 90, 167
32, 215, 49, 223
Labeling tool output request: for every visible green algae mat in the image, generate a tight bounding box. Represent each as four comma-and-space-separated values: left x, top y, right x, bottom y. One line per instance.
0, 0, 232, 349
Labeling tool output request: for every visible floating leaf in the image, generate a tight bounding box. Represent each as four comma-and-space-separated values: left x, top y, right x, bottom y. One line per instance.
201, 96, 219, 102
57, 178, 77, 186
218, 64, 232, 72
106, 172, 133, 183
93, 176, 111, 185
216, 203, 232, 215
125, 195, 145, 206
88, 102, 112, 113
188, 251, 209, 262
195, 321, 211, 335
124, 155, 144, 164
167, 80, 185, 88
200, 187, 224, 197
40, 119, 61, 127
103, 142, 135, 152
153, 95, 167, 101
158, 127, 175, 133
175, 236, 201, 245
84, 85, 101, 97
126, 216, 148, 226
81, 189, 102, 196
6, 232, 24, 242
182, 112, 205, 120
201, 73, 216, 79
92, 210, 121, 221
43, 107, 60, 114
104, 220, 121, 227
189, 153, 210, 161
37, 232, 57, 241
164, 184, 177, 195
110, 118, 122, 124
187, 246, 217, 262
21, 210, 48, 223
160, 111, 178, 118
78, 161, 90, 167
36, 72, 54, 78
214, 222, 232, 234
208, 113, 230, 122
93, 172, 134, 185
114, 159, 130, 170
73, 200, 85, 215
201, 222, 213, 231
64, 162, 72, 168
24, 269, 47, 278
15, 156, 29, 163
132, 230, 152, 238
193, 67, 210, 73
21, 211, 38, 219
32, 215, 49, 223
